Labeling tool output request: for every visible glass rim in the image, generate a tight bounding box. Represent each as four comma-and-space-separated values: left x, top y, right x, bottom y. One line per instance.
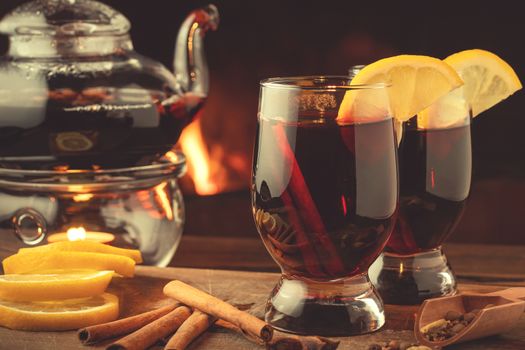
260, 75, 391, 91
0, 152, 185, 177
0, 151, 186, 190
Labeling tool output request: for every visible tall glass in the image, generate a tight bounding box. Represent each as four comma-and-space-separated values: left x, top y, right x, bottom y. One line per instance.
252, 76, 398, 335
369, 106, 472, 304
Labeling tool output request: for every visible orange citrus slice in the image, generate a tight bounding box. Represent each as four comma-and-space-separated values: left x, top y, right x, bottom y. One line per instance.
445, 49, 522, 116
19, 241, 142, 263
338, 55, 464, 123
0, 293, 119, 331
3, 251, 135, 277
0, 270, 113, 302
418, 49, 522, 128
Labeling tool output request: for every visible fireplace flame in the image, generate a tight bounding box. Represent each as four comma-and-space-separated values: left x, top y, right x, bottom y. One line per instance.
179, 119, 219, 195
67, 227, 87, 241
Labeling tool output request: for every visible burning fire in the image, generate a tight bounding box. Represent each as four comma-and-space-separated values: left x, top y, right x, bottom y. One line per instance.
179, 119, 219, 195
67, 227, 87, 241
174, 109, 251, 196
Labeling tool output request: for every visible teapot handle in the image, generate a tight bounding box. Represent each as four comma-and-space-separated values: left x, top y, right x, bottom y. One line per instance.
174, 4, 220, 97
12, 208, 47, 245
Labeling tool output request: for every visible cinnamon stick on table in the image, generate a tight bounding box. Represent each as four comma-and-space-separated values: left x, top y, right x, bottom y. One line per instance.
214, 319, 339, 350
78, 304, 179, 345
106, 306, 192, 350
163, 280, 273, 342
214, 319, 263, 344
165, 310, 217, 350
269, 334, 340, 350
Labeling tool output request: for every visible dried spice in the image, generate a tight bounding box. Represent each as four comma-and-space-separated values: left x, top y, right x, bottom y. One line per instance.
367, 341, 431, 350
421, 308, 484, 341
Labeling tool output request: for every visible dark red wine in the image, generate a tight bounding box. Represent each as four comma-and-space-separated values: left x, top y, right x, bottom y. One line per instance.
253, 116, 398, 280
0, 88, 204, 170
386, 124, 471, 255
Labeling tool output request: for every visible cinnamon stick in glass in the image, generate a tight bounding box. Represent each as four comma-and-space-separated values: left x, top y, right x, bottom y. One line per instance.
163, 280, 273, 342
272, 124, 345, 276
164, 310, 216, 350
281, 190, 325, 277
106, 306, 191, 350
78, 304, 179, 344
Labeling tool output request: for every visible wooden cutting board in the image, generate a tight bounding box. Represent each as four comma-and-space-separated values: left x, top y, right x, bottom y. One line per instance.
0, 266, 523, 350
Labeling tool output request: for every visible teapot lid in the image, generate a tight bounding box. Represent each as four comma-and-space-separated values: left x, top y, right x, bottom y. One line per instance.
0, 0, 130, 37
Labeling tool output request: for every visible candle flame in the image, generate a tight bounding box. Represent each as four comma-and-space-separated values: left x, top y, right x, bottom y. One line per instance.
67, 227, 87, 241
73, 193, 94, 202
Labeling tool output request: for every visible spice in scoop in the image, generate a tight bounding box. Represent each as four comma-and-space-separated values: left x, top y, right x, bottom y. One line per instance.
421, 307, 489, 341
367, 341, 431, 350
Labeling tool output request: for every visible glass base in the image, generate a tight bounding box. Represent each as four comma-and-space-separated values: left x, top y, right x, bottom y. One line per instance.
265, 274, 385, 336
369, 249, 457, 305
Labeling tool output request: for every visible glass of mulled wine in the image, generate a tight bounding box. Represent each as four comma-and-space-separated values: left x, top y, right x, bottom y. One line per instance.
252, 76, 399, 336
369, 107, 472, 305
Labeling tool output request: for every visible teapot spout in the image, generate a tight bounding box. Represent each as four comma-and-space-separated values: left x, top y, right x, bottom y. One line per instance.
174, 4, 219, 97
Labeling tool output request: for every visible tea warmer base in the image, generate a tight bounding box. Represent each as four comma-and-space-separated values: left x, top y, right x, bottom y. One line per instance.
0, 153, 187, 267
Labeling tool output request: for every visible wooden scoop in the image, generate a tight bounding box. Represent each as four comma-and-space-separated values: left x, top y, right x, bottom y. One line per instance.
415, 287, 525, 348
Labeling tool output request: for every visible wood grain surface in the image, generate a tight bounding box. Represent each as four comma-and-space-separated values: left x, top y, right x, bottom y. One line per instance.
0, 266, 523, 350
1, 231, 524, 349
170, 236, 525, 282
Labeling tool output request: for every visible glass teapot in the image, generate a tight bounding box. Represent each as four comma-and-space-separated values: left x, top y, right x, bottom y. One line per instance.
0, 0, 219, 170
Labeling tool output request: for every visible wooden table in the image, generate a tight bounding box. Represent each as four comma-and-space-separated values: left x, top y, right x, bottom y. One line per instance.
0, 234, 524, 350
172, 236, 525, 282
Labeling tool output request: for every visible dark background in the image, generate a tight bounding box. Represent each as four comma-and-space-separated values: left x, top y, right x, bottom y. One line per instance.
1, 1, 524, 245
